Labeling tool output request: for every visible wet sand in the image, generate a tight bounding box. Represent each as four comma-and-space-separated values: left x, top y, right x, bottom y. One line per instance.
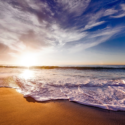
0, 88, 125, 125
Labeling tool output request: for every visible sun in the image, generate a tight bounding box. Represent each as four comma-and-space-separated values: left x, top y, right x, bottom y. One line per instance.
20, 53, 37, 67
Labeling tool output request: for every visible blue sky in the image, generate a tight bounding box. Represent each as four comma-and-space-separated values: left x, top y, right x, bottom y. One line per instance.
0, 0, 125, 66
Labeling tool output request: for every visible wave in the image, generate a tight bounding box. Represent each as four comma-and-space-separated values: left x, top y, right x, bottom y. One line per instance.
0, 67, 125, 111
1, 75, 125, 111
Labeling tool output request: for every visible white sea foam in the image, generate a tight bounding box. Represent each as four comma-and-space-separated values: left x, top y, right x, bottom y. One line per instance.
0, 68, 125, 111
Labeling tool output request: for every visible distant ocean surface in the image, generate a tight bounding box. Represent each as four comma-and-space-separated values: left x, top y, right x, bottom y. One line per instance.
0, 65, 125, 111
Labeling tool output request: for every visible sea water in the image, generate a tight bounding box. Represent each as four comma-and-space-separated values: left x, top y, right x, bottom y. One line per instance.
0, 66, 125, 111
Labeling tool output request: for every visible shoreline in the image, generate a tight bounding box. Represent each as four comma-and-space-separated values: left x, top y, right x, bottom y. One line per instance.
0, 88, 125, 125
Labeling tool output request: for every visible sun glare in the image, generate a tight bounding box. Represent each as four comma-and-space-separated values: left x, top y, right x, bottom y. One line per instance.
20, 53, 36, 67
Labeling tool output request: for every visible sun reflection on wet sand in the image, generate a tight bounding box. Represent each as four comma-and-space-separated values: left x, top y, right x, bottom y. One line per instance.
19, 69, 34, 80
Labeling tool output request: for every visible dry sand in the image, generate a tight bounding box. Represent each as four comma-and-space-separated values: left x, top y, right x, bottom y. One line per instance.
0, 88, 125, 125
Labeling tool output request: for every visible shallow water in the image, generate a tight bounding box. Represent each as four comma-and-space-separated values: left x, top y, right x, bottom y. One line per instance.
0, 67, 125, 111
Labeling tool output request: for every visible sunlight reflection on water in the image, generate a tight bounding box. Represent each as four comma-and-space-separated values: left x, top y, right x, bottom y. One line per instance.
19, 69, 34, 80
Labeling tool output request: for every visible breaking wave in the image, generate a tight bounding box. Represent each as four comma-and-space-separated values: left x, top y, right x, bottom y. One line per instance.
0, 68, 125, 111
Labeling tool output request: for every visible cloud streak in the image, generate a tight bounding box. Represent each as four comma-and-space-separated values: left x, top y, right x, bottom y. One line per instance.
0, 0, 125, 62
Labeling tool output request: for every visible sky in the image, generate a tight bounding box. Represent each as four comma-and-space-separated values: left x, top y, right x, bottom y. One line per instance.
0, 0, 125, 66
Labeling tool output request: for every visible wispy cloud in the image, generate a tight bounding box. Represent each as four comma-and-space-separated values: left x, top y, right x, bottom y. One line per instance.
121, 4, 125, 11
84, 21, 105, 30
111, 13, 125, 18
65, 26, 123, 53
0, 0, 124, 61
103, 8, 118, 16
110, 3, 125, 18
56, 0, 91, 16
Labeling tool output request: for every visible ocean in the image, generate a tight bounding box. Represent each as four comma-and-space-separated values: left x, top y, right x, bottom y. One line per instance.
0, 66, 125, 111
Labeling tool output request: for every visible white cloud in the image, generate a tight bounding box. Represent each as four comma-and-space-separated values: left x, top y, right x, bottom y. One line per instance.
111, 13, 125, 18
47, 24, 87, 46
104, 8, 118, 16
90, 27, 122, 38
56, 0, 91, 16
84, 21, 105, 30
0, 0, 88, 54
83, 10, 104, 29
109, 4, 125, 18
26, 0, 53, 15
0, 0, 124, 59
121, 4, 125, 11
0, 1, 52, 51
67, 26, 123, 53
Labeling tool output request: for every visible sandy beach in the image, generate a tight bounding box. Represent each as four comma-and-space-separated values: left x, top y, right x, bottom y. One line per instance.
0, 88, 125, 125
